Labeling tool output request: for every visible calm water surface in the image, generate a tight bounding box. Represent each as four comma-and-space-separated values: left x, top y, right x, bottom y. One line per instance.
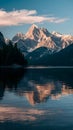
0, 68, 73, 130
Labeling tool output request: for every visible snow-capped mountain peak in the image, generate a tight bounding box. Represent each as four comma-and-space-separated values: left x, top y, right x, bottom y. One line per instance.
52, 31, 62, 37
30, 24, 39, 29
12, 24, 73, 53
12, 32, 25, 42
25, 24, 40, 40
25, 24, 51, 41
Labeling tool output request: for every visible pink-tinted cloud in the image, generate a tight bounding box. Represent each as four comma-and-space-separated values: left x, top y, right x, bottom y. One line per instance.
0, 9, 68, 26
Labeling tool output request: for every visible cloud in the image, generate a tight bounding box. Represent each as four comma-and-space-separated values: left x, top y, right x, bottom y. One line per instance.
54, 18, 69, 23
0, 9, 68, 26
0, 106, 44, 122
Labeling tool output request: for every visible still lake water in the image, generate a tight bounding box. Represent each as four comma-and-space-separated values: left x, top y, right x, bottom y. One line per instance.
0, 68, 73, 130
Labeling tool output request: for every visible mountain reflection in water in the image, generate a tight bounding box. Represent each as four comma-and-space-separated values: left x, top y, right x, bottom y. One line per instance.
0, 68, 73, 104
0, 68, 73, 130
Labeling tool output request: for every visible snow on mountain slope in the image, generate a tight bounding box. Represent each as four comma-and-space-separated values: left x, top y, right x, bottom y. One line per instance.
12, 32, 25, 42
12, 24, 73, 52
25, 24, 51, 40
52, 31, 62, 37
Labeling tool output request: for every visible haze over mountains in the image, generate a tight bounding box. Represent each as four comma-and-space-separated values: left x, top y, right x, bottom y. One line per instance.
0, 24, 73, 66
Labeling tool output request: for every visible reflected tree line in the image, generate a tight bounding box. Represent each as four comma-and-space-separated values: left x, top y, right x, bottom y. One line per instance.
0, 68, 25, 100
0, 68, 73, 103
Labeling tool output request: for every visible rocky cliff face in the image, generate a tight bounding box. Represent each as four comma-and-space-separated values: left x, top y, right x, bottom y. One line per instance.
0, 32, 5, 48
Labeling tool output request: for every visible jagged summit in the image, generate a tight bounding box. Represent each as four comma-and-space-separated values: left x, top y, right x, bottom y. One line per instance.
30, 24, 39, 29
12, 32, 25, 42
40, 28, 51, 37
25, 24, 51, 41
52, 31, 62, 37
12, 24, 73, 52
25, 24, 40, 40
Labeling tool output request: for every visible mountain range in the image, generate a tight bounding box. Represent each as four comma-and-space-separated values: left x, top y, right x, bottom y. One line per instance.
12, 24, 73, 52
0, 24, 73, 66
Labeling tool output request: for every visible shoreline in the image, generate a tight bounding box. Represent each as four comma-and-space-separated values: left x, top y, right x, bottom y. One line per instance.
1, 65, 73, 69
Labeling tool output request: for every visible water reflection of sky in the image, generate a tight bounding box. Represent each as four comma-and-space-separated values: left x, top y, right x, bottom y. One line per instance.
0, 69, 73, 129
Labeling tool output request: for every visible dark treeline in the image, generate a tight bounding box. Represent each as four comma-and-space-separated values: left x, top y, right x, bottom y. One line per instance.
27, 43, 73, 66
44, 43, 73, 66
0, 41, 27, 66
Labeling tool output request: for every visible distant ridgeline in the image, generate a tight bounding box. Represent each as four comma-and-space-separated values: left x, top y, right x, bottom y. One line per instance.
0, 32, 27, 66
26, 44, 73, 66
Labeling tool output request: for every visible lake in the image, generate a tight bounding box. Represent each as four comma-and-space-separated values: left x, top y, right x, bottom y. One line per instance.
0, 68, 73, 130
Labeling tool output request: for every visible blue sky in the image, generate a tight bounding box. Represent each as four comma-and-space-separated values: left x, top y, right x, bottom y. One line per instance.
0, 0, 73, 39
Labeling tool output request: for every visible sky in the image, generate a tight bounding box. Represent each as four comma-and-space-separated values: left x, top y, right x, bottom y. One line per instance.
0, 0, 73, 39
